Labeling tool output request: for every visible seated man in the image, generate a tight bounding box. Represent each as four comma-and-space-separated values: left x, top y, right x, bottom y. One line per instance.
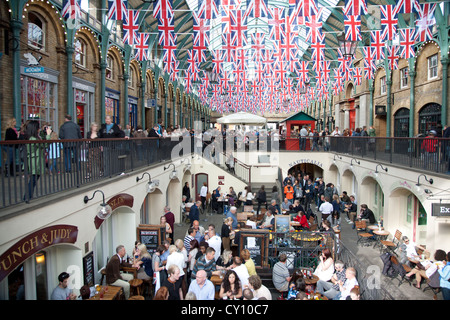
231, 256, 250, 288
358, 204, 376, 225
105, 245, 136, 299
191, 247, 220, 280
281, 198, 292, 211
50, 272, 77, 300
343, 195, 357, 224
188, 269, 215, 300
257, 210, 275, 231
316, 260, 346, 300
272, 253, 291, 299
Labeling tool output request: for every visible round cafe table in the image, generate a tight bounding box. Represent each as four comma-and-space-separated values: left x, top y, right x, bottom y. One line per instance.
373, 230, 390, 250
304, 274, 319, 286
368, 225, 384, 231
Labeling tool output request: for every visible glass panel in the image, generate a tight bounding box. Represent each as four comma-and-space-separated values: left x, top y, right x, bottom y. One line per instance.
35, 251, 48, 300
8, 264, 25, 300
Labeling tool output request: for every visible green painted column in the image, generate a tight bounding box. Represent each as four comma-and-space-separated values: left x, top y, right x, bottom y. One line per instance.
123, 73, 129, 126
164, 93, 168, 128
11, 19, 23, 126
100, 62, 107, 122
368, 79, 374, 127
409, 70, 416, 137
140, 61, 147, 129
441, 58, 448, 126
66, 45, 75, 119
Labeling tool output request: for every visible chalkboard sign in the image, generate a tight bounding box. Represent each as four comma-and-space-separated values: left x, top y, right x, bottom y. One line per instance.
137, 225, 165, 255
239, 229, 269, 268
82, 251, 95, 287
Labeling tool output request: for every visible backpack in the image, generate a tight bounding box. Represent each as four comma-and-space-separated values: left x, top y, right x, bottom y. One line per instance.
380, 252, 398, 277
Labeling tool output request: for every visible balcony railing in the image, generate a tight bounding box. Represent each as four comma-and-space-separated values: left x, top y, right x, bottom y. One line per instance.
1, 135, 449, 210
0, 137, 193, 210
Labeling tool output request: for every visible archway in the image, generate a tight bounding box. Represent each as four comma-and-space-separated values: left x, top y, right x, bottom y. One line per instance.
341, 169, 358, 200
387, 188, 427, 245
360, 176, 384, 221
418, 103, 441, 135
167, 177, 181, 223
287, 163, 324, 183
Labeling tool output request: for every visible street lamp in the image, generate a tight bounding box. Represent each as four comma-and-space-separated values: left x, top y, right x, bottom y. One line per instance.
337, 32, 358, 59
83, 190, 112, 220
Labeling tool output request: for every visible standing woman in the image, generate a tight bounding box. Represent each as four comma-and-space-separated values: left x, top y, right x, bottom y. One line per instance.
85, 122, 102, 179
183, 182, 191, 203
221, 217, 233, 251
200, 182, 208, 211
152, 245, 167, 293
24, 120, 51, 200
245, 186, 255, 206
4, 118, 18, 177
256, 185, 267, 215
271, 186, 279, 205
161, 216, 173, 242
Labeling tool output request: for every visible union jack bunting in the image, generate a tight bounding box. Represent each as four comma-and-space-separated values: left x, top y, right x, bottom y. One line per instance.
344, 14, 361, 41
122, 9, 139, 45
380, 5, 398, 41
399, 28, 416, 59
394, 0, 420, 15
292, 0, 319, 25
198, 0, 220, 20
353, 67, 362, 85
415, 3, 436, 42
268, 7, 284, 42
193, 15, 211, 47
230, 9, 248, 47
370, 30, 385, 60
135, 33, 149, 61
343, 0, 368, 16
305, 14, 322, 44
62, 0, 81, 20
153, 0, 174, 22
245, 0, 270, 19
107, 0, 128, 21
157, 17, 175, 46
386, 45, 399, 70
363, 47, 376, 79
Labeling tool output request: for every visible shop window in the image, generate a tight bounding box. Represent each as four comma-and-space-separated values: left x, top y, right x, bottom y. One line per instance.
418, 103, 441, 135
74, 38, 86, 67
380, 76, 386, 95
400, 67, 408, 88
106, 55, 113, 80
28, 12, 45, 50
128, 68, 134, 88
428, 54, 438, 80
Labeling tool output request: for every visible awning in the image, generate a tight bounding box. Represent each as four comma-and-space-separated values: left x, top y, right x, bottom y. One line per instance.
216, 112, 267, 126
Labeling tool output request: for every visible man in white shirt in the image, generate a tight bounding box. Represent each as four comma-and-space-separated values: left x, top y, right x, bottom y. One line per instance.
188, 269, 215, 300
206, 224, 222, 261
319, 196, 334, 221
299, 126, 309, 151
331, 126, 341, 136
231, 256, 250, 288
337, 267, 358, 300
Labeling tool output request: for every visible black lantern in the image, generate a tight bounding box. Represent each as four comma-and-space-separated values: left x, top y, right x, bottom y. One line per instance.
337, 32, 358, 59
205, 67, 220, 84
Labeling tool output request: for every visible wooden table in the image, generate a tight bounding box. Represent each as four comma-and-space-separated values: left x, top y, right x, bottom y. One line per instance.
210, 274, 223, 286
368, 225, 384, 231
89, 285, 122, 300
304, 274, 319, 286
373, 230, 390, 250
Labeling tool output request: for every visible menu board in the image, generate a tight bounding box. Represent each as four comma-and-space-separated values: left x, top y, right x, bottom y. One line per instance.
239, 229, 269, 268
137, 225, 165, 255
82, 251, 95, 287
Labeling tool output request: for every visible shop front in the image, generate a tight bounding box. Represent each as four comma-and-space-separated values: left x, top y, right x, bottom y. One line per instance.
20, 61, 58, 130
105, 88, 120, 124
73, 77, 96, 137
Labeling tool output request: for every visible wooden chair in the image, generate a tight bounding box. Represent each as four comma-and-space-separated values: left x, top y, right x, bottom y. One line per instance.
100, 268, 107, 285
390, 255, 413, 287
128, 295, 145, 300
129, 278, 143, 297
355, 221, 375, 247
142, 278, 154, 299
381, 230, 402, 256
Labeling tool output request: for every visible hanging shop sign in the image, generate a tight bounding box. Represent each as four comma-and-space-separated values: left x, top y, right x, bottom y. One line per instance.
0, 225, 78, 282
431, 203, 450, 217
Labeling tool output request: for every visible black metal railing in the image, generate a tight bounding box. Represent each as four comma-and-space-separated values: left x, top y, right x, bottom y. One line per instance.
0, 136, 193, 209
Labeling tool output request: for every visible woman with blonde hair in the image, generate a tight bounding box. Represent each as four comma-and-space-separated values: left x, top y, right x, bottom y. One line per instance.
161, 216, 173, 241
85, 122, 102, 178
135, 243, 153, 281
216, 249, 233, 270
241, 249, 257, 276
221, 217, 233, 251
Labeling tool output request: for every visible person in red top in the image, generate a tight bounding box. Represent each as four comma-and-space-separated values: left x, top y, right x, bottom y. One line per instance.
421, 130, 439, 170
293, 211, 309, 230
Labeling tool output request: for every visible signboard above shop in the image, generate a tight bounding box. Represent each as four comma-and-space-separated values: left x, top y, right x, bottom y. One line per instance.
432, 203, 450, 217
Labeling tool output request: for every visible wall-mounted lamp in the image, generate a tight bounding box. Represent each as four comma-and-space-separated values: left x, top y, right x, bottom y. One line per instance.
164, 163, 178, 179
375, 164, 388, 174
416, 174, 433, 187
350, 158, 360, 167
333, 154, 342, 165
136, 172, 158, 193
83, 190, 112, 220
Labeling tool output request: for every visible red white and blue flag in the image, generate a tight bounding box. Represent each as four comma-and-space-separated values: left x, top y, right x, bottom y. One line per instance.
343, 0, 368, 16
370, 30, 385, 60
245, 0, 270, 19
394, 0, 420, 15
399, 28, 416, 59
198, 0, 220, 20
135, 33, 149, 61
344, 14, 361, 41
107, 0, 128, 21
415, 3, 437, 42
380, 5, 398, 41
122, 9, 139, 45
62, 0, 81, 20
153, 0, 174, 22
